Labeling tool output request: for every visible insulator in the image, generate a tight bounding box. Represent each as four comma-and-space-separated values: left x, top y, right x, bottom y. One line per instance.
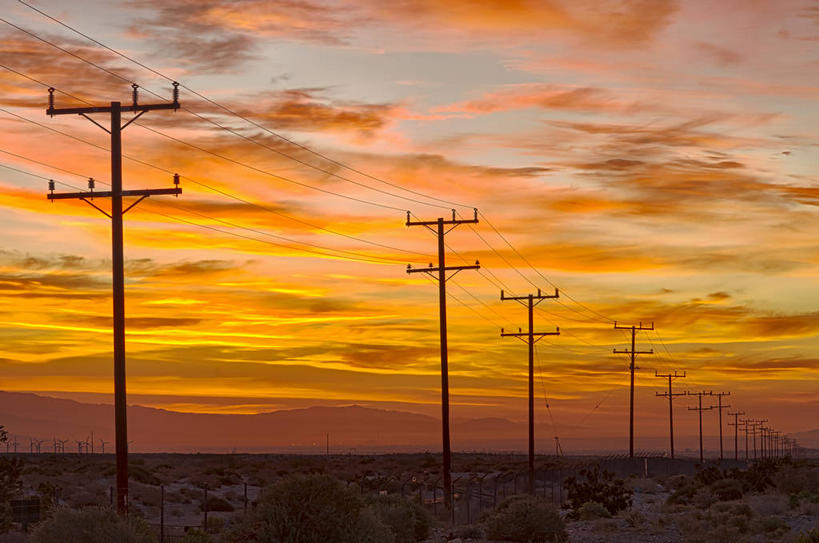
451, 209, 456, 220
131, 83, 139, 106
48, 179, 55, 192
88, 177, 95, 190
173, 173, 180, 186
48, 88, 55, 109
172, 81, 179, 105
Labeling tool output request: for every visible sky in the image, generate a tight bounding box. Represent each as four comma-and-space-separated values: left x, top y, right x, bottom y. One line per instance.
0, 0, 817, 450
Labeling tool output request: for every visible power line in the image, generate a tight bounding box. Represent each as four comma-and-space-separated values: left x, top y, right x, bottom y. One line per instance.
0, 102, 430, 258
4, 5, 625, 329
14, 0, 474, 211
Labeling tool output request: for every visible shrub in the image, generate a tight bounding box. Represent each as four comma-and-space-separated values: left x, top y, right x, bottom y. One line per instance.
366, 494, 430, 543
795, 528, 819, 543
483, 495, 566, 543
220, 474, 392, 543
577, 501, 610, 520
28, 506, 156, 543
200, 495, 234, 512
710, 478, 743, 501
564, 466, 632, 519
454, 524, 485, 539
775, 465, 819, 496
692, 487, 716, 509
0, 456, 23, 533
179, 528, 211, 543
622, 510, 645, 528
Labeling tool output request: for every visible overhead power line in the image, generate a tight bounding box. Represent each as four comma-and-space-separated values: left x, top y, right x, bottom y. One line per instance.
4, 4, 623, 327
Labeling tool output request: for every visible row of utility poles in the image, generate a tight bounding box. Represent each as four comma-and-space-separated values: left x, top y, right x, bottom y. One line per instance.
40, 83, 801, 520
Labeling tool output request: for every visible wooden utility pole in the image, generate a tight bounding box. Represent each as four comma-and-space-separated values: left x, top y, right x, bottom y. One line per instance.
46, 83, 181, 514
500, 288, 559, 494
406, 209, 479, 510
687, 391, 713, 463
710, 392, 731, 461
727, 411, 744, 461
613, 322, 653, 457
654, 370, 685, 459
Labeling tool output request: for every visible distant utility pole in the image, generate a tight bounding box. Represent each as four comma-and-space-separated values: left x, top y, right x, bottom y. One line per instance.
613, 322, 654, 457
748, 419, 766, 460
710, 392, 731, 461
727, 411, 744, 461
654, 370, 686, 459
687, 391, 714, 463
405, 209, 480, 510
46, 83, 181, 515
500, 288, 560, 494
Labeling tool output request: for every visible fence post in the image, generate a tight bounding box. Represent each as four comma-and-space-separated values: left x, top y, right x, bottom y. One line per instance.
109, 486, 113, 506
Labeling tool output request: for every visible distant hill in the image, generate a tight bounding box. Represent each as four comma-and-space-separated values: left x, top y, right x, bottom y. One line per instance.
0, 391, 531, 453
3, 391, 811, 455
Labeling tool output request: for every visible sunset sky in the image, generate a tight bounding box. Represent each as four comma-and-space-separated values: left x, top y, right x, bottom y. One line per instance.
0, 0, 817, 450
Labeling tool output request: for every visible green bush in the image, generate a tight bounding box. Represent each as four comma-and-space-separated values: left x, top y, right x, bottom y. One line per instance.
483, 495, 566, 543
28, 506, 156, 543
564, 466, 632, 519
366, 494, 430, 543
577, 501, 610, 520
221, 475, 392, 543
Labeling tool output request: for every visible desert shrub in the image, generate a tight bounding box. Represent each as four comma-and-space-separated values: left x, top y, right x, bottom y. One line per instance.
28, 506, 156, 543
664, 474, 690, 491
775, 465, 819, 496
454, 524, 485, 539
695, 466, 723, 486
675, 502, 755, 543
577, 501, 610, 520
711, 478, 744, 501
0, 456, 23, 533
220, 474, 392, 543
483, 495, 566, 543
179, 528, 211, 543
590, 518, 618, 533
622, 510, 645, 528
747, 494, 788, 516
749, 515, 789, 538
564, 466, 632, 518
366, 494, 430, 543
692, 487, 716, 509
200, 495, 234, 512
795, 528, 819, 543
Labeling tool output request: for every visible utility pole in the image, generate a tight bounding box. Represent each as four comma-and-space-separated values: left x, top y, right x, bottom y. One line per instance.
687, 391, 713, 463
727, 411, 744, 461
500, 288, 559, 494
654, 370, 685, 459
613, 322, 653, 457
710, 392, 730, 461
748, 419, 766, 460
46, 83, 181, 515
405, 209, 479, 510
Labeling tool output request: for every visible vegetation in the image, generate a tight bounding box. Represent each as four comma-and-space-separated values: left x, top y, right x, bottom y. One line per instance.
28, 506, 156, 543
483, 495, 567, 543
366, 493, 431, 543
564, 466, 632, 519
0, 455, 23, 533
222, 474, 395, 543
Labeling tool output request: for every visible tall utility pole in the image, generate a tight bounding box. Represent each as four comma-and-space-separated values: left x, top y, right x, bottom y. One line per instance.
46, 83, 181, 515
710, 392, 731, 461
727, 411, 744, 461
654, 370, 686, 459
406, 209, 479, 510
613, 322, 653, 457
687, 391, 714, 463
500, 288, 560, 494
